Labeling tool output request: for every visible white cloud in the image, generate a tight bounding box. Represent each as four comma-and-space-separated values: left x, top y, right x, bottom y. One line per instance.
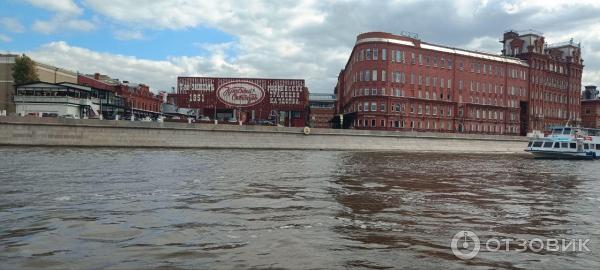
462, 36, 502, 54
27, 41, 261, 91
26, 0, 95, 34
0, 17, 26, 33
26, 0, 82, 15
32, 16, 96, 34
114, 29, 144, 40
0, 34, 11, 42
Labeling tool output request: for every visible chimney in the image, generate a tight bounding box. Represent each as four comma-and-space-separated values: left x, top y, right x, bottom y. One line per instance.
94, 73, 100, 80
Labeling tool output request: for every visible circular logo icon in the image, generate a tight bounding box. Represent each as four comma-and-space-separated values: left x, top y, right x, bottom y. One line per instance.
216, 81, 265, 107
451, 230, 480, 260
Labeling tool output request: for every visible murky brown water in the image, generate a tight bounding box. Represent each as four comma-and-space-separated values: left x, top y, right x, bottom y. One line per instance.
0, 147, 599, 269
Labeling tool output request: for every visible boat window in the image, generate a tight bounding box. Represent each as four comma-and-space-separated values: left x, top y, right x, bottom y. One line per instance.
527, 142, 533, 147
597, 144, 600, 150
533, 141, 543, 147
570, 143, 577, 149
553, 142, 560, 148
563, 128, 572, 135
584, 144, 589, 150
561, 142, 568, 148
552, 129, 562, 135
543, 142, 553, 148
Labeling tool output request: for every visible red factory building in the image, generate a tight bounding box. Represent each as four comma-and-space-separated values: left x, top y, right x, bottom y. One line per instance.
172, 77, 309, 127
78, 73, 162, 118
335, 31, 583, 135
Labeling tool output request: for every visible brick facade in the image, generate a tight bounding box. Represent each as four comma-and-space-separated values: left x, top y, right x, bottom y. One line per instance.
173, 77, 309, 127
335, 31, 583, 136
581, 100, 600, 129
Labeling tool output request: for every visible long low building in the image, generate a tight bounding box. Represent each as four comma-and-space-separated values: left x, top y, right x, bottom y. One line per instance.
335, 30, 584, 135
172, 77, 309, 127
14, 82, 100, 118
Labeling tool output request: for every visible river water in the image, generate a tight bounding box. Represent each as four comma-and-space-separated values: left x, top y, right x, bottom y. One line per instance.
0, 147, 599, 269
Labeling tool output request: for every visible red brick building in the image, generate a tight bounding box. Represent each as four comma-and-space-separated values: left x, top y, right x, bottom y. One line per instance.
173, 77, 309, 127
335, 31, 583, 135
78, 73, 161, 119
501, 30, 583, 133
115, 82, 161, 115
581, 86, 599, 129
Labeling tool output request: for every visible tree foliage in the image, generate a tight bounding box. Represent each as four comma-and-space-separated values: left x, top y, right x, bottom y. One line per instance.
12, 54, 39, 85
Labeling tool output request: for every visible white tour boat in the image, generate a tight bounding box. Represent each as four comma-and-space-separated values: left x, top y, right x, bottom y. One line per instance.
525, 126, 600, 159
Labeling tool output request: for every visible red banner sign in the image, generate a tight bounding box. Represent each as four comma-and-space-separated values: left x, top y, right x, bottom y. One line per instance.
216, 81, 266, 107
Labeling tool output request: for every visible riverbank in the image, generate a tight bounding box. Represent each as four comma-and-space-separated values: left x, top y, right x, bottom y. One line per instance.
0, 116, 528, 153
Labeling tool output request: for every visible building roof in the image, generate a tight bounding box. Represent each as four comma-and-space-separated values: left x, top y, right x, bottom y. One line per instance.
356, 33, 529, 66
309, 93, 336, 102
16, 81, 92, 92
58, 82, 92, 92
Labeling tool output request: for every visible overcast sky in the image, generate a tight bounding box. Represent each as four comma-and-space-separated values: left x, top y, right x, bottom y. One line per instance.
1, 0, 599, 93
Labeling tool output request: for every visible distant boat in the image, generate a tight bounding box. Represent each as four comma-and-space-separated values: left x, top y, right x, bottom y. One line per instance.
525, 126, 600, 159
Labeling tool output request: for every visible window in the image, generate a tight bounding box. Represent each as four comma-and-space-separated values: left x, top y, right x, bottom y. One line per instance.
371, 103, 377, 111
553, 142, 560, 148
373, 48, 378, 60
380, 103, 386, 112
561, 142, 568, 148
533, 141, 543, 147
381, 119, 385, 127
382, 49, 387, 61
364, 102, 369, 111
371, 119, 376, 127
366, 49, 371, 60
382, 70, 386, 81
372, 70, 377, 81
570, 143, 576, 149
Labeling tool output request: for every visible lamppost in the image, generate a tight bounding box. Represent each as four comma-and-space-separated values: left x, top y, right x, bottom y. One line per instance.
130, 98, 135, 121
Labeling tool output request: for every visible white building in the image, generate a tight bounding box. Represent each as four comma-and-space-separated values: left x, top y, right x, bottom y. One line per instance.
14, 82, 100, 118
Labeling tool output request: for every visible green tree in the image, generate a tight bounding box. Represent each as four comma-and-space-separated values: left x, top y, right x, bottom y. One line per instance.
12, 54, 39, 85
